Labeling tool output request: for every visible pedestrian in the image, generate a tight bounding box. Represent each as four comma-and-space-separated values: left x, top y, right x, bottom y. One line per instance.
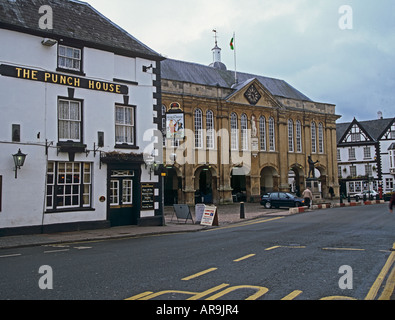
302, 187, 313, 208
389, 189, 395, 213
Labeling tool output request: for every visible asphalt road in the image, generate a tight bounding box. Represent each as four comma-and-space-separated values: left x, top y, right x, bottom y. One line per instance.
0, 204, 394, 302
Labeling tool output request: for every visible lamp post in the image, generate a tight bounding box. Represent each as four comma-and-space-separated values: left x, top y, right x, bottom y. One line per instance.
12, 149, 27, 179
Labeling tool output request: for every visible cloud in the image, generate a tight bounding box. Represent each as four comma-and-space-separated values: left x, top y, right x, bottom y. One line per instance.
86, 0, 395, 122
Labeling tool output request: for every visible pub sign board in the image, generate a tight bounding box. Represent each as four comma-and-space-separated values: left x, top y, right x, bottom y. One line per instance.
141, 184, 154, 211
0, 64, 128, 95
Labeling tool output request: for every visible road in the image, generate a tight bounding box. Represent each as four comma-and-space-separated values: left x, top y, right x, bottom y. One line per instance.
0, 204, 394, 302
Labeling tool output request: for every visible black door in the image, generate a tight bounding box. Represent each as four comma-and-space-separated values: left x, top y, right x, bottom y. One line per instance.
108, 169, 139, 226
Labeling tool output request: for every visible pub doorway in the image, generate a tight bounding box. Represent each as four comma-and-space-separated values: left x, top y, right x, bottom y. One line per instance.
108, 169, 140, 227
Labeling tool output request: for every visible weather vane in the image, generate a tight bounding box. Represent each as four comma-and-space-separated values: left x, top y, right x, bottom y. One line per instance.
212, 29, 218, 45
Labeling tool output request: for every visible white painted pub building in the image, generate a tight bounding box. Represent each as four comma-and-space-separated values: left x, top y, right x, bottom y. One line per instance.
0, 0, 164, 235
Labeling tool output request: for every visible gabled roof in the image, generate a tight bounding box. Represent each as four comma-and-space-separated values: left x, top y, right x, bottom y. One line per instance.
161, 58, 313, 102
0, 0, 163, 60
336, 117, 395, 144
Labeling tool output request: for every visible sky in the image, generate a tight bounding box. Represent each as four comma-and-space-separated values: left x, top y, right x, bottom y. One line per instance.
86, 0, 395, 123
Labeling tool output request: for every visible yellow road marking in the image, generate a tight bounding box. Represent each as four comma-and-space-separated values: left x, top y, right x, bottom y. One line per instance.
365, 243, 395, 300
322, 247, 365, 251
125, 291, 153, 300
281, 290, 303, 300
182, 268, 218, 281
187, 283, 230, 300
234, 254, 256, 262
205, 285, 269, 300
265, 246, 281, 251
378, 263, 395, 300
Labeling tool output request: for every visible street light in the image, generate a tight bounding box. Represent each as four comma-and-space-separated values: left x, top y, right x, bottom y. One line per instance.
12, 149, 27, 179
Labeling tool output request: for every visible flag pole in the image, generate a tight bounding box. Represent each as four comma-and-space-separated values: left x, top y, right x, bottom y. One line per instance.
233, 32, 238, 85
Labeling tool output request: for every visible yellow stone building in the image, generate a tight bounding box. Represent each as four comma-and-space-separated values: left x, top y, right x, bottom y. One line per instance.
160, 42, 340, 205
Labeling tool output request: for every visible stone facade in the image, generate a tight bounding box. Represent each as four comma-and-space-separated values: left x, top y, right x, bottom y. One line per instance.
160, 57, 340, 205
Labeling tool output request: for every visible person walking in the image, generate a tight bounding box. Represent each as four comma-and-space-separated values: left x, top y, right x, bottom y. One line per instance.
302, 187, 313, 208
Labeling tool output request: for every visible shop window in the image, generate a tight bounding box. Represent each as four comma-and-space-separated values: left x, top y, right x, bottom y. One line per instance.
46, 162, 92, 211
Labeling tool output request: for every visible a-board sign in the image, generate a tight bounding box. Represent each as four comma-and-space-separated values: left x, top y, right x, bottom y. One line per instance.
172, 204, 194, 224
200, 205, 218, 226
195, 204, 205, 223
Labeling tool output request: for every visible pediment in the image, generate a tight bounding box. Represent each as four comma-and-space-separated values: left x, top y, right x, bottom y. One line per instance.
226, 79, 281, 108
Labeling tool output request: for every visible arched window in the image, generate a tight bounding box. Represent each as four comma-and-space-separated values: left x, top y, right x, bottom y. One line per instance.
206, 110, 214, 149
194, 108, 203, 148
269, 117, 275, 151
296, 120, 302, 153
311, 122, 317, 153
259, 116, 266, 151
318, 122, 324, 153
288, 119, 294, 152
241, 113, 248, 150
230, 113, 238, 150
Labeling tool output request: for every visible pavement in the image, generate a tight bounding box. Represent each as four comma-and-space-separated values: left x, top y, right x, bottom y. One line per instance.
0, 199, 387, 250
0, 203, 291, 250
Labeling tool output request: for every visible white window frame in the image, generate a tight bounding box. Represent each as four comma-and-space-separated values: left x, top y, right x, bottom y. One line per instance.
269, 117, 275, 151
259, 116, 266, 151
206, 110, 215, 149
115, 105, 135, 145
58, 45, 82, 72
318, 123, 324, 153
194, 109, 203, 149
230, 113, 238, 151
288, 119, 294, 152
296, 120, 302, 153
58, 98, 81, 142
46, 162, 92, 210
241, 114, 248, 151
311, 122, 317, 153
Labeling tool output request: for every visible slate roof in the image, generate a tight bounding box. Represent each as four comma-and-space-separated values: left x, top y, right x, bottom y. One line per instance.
336, 117, 395, 144
0, 0, 162, 60
161, 58, 313, 102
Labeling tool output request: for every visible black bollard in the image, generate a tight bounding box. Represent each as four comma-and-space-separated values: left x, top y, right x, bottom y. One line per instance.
240, 202, 245, 219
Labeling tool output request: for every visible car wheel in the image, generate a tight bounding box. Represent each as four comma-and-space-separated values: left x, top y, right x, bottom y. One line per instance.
295, 202, 301, 207
264, 202, 272, 209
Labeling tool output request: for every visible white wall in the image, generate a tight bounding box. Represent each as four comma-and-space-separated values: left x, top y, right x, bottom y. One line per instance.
0, 28, 158, 230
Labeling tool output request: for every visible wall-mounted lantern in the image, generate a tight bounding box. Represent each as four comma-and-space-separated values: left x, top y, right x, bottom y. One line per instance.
12, 149, 27, 179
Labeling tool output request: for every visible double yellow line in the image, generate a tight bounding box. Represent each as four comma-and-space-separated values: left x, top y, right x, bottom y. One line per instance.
365, 243, 395, 300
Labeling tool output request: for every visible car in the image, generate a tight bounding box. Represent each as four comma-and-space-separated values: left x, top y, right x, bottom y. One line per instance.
260, 192, 305, 209
353, 190, 378, 200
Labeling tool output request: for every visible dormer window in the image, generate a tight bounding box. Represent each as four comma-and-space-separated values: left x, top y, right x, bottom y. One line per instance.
58, 45, 82, 73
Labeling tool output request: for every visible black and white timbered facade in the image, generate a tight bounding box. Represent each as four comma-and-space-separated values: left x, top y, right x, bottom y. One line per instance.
337, 115, 395, 197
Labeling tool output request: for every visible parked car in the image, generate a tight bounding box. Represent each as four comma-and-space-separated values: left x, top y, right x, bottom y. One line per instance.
260, 192, 305, 209
353, 190, 378, 200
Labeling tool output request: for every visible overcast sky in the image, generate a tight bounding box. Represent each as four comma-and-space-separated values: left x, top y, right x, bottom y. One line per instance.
87, 0, 395, 123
